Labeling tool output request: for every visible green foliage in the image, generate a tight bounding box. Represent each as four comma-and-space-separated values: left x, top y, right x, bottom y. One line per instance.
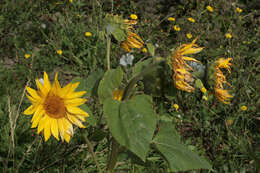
98, 67, 124, 103
104, 95, 157, 161
0, 0, 259, 172
153, 122, 211, 172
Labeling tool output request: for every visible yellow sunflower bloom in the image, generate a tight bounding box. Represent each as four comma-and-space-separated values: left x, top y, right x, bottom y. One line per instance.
171, 38, 203, 92
214, 58, 233, 104
24, 72, 89, 142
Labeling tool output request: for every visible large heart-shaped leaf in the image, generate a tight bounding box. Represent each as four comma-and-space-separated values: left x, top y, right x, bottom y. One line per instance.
104, 95, 157, 161
153, 122, 211, 172
98, 67, 123, 103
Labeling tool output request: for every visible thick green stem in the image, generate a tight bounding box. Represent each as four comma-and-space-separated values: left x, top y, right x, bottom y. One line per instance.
106, 35, 111, 70
82, 131, 102, 173
107, 139, 119, 173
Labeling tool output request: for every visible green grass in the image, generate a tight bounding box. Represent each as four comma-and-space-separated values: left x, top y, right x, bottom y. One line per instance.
0, 0, 259, 172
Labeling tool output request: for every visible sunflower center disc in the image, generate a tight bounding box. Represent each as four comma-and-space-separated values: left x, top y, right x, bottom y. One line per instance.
44, 95, 66, 119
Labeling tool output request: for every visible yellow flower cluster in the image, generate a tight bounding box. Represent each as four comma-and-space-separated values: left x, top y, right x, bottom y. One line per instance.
171, 38, 203, 92
214, 58, 233, 104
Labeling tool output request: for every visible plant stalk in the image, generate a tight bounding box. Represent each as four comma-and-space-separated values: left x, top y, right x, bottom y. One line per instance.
107, 138, 119, 173
106, 35, 111, 70
82, 131, 102, 173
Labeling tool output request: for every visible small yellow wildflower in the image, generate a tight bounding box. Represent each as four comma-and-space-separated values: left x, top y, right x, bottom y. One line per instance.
56, 50, 62, 55
186, 33, 192, 39
187, 17, 195, 23
173, 25, 180, 31
168, 17, 175, 22
69, 0, 73, 3
206, 5, 213, 12
202, 96, 208, 101
236, 7, 243, 13
173, 104, 179, 111
24, 54, 31, 59
85, 32, 92, 37
201, 87, 207, 94
225, 33, 232, 39
142, 47, 147, 53
130, 14, 138, 20
241, 105, 247, 111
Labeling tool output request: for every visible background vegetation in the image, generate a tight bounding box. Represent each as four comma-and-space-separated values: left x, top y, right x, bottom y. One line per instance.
0, 0, 259, 172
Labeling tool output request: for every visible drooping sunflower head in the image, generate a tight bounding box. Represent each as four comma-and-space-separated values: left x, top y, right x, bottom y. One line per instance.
24, 72, 89, 142
120, 31, 144, 52
215, 57, 232, 73
171, 38, 204, 92
212, 58, 233, 104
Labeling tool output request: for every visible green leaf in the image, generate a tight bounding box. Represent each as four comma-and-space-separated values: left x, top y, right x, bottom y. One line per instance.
85, 70, 104, 97
132, 58, 152, 76
147, 43, 155, 56
153, 122, 211, 172
104, 95, 157, 161
98, 67, 123, 103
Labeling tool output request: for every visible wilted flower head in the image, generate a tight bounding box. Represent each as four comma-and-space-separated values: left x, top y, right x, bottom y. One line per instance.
214, 58, 233, 104
171, 38, 203, 92
120, 31, 144, 52
24, 72, 89, 142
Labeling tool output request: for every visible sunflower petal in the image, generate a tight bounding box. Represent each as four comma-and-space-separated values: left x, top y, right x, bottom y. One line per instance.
64, 132, 71, 143
37, 115, 47, 134
43, 72, 51, 92
31, 109, 45, 128
58, 119, 65, 141
35, 79, 48, 97
26, 87, 41, 100
66, 106, 89, 117
67, 114, 86, 128
182, 47, 203, 55
44, 118, 51, 141
65, 91, 86, 99
24, 105, 36, 115
65, 98, 87, 107
50, 119, 59, 141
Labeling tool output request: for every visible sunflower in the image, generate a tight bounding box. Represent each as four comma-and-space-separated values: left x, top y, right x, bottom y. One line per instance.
214, 58, 233, 104
24, 72, 89, 142
120, 19, 144, 52
171, 38, 203, 92
120, 31, 144, 52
